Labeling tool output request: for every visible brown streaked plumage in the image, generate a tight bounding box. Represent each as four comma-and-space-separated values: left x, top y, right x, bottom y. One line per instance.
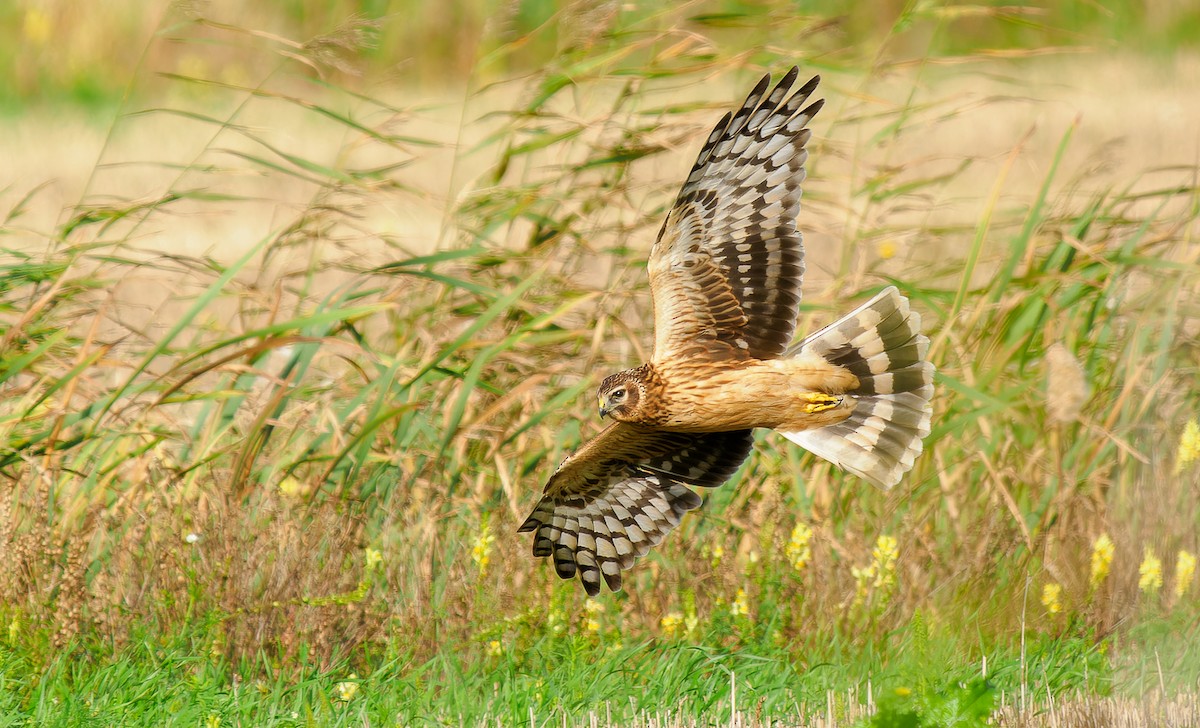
519, 68, 936, 596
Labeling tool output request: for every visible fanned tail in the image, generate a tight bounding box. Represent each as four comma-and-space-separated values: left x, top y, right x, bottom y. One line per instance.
779, 286, 934, 489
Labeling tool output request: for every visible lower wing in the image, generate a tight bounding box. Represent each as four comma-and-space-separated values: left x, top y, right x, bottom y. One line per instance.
519, 423, 754, 596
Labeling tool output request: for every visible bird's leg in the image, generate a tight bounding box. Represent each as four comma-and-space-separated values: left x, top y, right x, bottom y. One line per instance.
784, 352, 861, 393
800, 392, 843, 413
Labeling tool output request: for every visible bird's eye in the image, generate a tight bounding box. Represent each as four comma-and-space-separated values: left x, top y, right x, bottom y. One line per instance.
613, 388, 626, 400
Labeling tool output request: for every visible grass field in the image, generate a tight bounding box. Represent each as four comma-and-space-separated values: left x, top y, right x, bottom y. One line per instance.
2, 1, 1200, 725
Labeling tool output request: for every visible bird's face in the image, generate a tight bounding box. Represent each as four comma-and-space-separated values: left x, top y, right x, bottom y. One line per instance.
597, 371, 643, 422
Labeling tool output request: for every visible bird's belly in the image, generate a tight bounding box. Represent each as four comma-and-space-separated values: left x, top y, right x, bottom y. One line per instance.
654, 358, 858, 433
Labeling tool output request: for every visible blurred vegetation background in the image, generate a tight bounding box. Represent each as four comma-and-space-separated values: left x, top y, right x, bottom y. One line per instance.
5, 0, 1200, 110
2, 0, 1199, 724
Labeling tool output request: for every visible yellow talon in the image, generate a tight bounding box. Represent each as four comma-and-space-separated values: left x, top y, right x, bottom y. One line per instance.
802, 392, 841, 413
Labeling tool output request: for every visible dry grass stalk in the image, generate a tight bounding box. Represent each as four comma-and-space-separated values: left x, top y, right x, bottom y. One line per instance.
994, 693, 1200, 728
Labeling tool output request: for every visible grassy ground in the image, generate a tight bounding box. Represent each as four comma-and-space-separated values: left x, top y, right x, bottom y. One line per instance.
2, 1, 1200, 725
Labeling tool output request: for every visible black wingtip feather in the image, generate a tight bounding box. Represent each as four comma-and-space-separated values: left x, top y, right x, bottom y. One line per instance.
706, 111, 732, 144
801, 98, 825, 120
554, 553, 577, 579
766, 67, 800, 104
749, 71, 772, 97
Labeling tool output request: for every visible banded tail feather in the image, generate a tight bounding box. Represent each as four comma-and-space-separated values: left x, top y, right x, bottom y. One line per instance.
780, 286, 934, 490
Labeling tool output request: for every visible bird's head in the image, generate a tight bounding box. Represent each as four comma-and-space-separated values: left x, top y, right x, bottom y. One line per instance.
597, 368, 647, 422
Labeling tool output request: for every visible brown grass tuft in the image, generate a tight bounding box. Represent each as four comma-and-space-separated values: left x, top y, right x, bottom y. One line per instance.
1045, 343, 1091, 424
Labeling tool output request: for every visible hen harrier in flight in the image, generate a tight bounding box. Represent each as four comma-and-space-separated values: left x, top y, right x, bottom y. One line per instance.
519, 68, 934, 596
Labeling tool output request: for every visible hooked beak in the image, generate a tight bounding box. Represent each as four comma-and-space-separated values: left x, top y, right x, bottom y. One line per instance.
598, 396, 610, 419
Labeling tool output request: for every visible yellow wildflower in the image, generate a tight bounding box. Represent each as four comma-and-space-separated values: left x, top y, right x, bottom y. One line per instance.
871, 535, 899, 589
279, 476, 303, 497
205, 716, 221, 728
1176, 419, 1200, 473
487, 640, 503, 657
1041, 582, 1063, 615
22, 8, 52, 46
708, 544, 726, 568
1138, 549, 1163, 594
848, 535, 900, 608
334, 674, 360, 702
851, 564, 873, 606
878, 239, 898, 260
730, 588, 751, 620
471, 517, 496, 575
7, 614, 17, 645
583, 599, 603, 633
660, 611, 684, 638
785, 522, 813, 573
1089, 534, 1114, 591
364, 547, 382, 572
1175, 550, 1196, 599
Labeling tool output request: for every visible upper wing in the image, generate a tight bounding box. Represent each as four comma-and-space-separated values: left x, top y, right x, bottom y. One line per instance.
649, 67, 822, 362
518, 423, 754, 596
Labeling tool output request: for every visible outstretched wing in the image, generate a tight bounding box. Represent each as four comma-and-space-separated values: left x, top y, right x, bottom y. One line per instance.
649, 67, 822, 362
519, 424, 754, 596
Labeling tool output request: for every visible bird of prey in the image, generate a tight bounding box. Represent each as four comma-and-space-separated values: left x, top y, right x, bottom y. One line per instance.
519, 68, 934, 596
